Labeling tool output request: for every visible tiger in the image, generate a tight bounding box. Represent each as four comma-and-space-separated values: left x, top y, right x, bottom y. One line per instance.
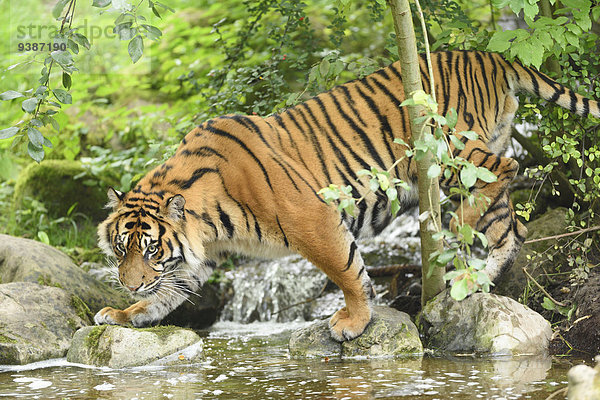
94, 50, 600, 341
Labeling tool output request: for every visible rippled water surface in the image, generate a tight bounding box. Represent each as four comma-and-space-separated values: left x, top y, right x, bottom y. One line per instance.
0, 321, 573, 400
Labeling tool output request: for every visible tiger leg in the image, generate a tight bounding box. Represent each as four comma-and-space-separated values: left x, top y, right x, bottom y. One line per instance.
283, 206, 374, 341
94, 301, 151, 326
448, 142, 527, 283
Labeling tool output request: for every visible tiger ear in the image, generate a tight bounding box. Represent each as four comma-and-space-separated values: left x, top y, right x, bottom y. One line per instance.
106, 187, 124, 211
164, 194, 186, 221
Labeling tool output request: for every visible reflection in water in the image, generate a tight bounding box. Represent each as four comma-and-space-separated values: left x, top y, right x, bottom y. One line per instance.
0, 323, 567, 400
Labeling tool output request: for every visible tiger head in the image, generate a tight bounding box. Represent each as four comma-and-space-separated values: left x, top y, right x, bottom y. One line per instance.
97, 187, 202, 298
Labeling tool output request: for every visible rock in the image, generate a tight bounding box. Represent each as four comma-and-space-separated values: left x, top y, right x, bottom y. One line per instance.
495, 207, 568, 299
67, 325, 203, 368
567, 356, 600, 400
0, 234, 130, 313
162, 281, 229, 329
289, 306, 423, 358
0, 282, 90, 365
419, 291, 552, 356
13, 160, 116, 222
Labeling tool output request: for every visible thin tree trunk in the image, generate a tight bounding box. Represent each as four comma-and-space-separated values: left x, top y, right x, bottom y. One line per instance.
387, 0, 445, 306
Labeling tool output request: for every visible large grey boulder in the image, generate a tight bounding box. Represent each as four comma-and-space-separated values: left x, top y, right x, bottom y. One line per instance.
0, 282, 90, 365
0, 234, 130, 313
419, 291, 552, 356
67, 325, 203, 368
567, 356, 600, 400
289, 306, 423, 358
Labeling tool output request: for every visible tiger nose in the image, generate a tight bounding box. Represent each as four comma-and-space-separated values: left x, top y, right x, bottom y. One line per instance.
125, 283, 143, 292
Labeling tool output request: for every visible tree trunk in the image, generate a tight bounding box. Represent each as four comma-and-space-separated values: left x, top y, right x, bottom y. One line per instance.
387, 0, 445, 307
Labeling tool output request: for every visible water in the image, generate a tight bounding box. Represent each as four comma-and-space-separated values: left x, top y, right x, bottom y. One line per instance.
0, 321, 571, 399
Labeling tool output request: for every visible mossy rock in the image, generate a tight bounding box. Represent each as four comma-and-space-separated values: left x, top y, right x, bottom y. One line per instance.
13, 160, 116, 222
67, 325, 204, 368
289, 306, 423, 359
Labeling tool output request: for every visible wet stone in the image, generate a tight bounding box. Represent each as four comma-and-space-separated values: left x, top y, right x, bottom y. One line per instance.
67, 325, 203, 368
567, 355, 600, 400
289, 306, 423, 358
0, 282, 89, 365
419, 291, 552, 356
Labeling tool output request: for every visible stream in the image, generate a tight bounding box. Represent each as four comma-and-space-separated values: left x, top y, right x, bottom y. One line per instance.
0, 320, 571, 399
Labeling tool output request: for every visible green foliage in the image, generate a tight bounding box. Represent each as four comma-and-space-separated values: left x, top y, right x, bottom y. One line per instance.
0, 0, 170, 162
486, 0, 599, 68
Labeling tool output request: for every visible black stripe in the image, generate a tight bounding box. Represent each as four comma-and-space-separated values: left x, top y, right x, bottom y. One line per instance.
569, 90, 578, 113
217, 204, 234, 238
344, 241, 357, 271
201, 212, 218, 237
169, 168, 219, 190
205, 122, 274, 190
357, 265, 365, 280
180, 146, 227, 160
276, 216, 289, 247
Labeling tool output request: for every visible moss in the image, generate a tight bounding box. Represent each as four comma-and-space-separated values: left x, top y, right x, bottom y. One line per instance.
70, 295, 94, 325
0, 333, 17, 344
85, 325, 112, 365
0, 345, 20, 364
137, 325, 182, 341
13, 160, 117, 222
37, 274, 63, 288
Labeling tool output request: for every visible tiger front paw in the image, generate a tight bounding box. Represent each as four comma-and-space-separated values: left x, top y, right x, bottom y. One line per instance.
94, 307, 131, 326
94, 301, 154, 327
329, 306, 371, 342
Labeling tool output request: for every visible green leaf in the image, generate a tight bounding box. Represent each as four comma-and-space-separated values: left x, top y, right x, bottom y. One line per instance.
462, 130, 478, 140
427, 164, 441, 179
27, 127, 44, 147
541, 296, 556, 311
0, 90, 24, 100
319, 59, 330, 77
386, 187, 397, 202
22, 98, 39, 113
128, 36, 144, 63
522, 1, 539, 19
141, 24, 162, 40
62, 72, 72, 89
51, 50, 73, 67
92, 0, 111, 7
445, 108, 458, 129
114, 23, 137, 41
437, 248, 457, 265
450, 277, 469, 301
460, 163, 478, 188
27, 142, 45, 162
476, 167, 497, 183
37, 231, 50, 245
52, 88, 72, 104
52, 0, 71, 18
486, 30, 518, 52
0, 127, 19, 139
459, 224, 474, 245
72, 33, 91, 50
450, 134, 465, 150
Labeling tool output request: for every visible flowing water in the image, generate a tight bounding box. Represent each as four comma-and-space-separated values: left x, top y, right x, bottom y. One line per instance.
0, 320, 573, 399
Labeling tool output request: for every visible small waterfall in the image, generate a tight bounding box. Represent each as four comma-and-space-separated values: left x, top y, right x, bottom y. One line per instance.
220, 257, 331, 323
